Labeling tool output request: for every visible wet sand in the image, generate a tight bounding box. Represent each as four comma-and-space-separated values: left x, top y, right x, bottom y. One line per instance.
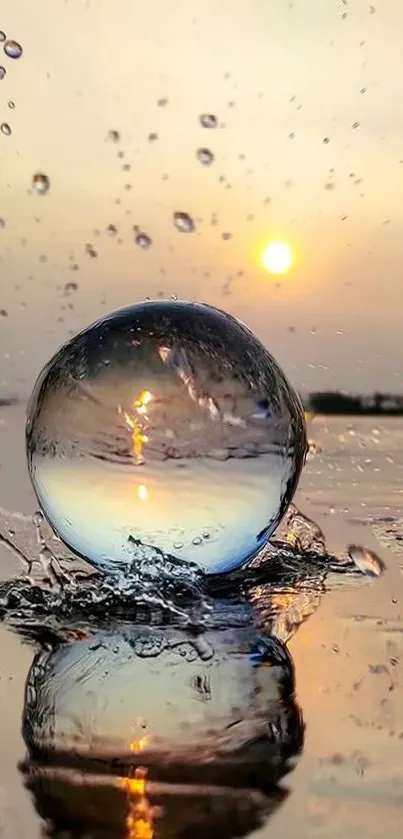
1, 405, 403, 838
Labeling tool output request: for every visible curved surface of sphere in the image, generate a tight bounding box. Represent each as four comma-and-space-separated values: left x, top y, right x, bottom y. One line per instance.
26, 301, 307, 574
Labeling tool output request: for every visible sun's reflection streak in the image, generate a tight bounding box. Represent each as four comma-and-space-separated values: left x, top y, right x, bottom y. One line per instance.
118, 389, 153, 463
119, 736, 158, 839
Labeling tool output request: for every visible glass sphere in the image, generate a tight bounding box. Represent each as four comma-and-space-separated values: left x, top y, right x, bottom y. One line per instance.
26, 301, 307, 574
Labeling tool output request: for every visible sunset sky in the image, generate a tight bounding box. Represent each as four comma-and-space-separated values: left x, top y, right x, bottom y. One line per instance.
1, 0, 403, 397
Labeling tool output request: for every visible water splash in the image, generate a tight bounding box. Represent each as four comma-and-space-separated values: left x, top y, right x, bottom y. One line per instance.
0, 502, 383, 643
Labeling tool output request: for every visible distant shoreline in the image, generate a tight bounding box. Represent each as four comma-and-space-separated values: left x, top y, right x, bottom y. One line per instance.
304, 391, 403, 417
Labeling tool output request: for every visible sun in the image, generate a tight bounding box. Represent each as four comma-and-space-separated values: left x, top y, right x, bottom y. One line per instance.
262, 241, 293, 275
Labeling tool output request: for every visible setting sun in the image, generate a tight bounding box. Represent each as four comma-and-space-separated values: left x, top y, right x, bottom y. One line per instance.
262, 241, 293, 275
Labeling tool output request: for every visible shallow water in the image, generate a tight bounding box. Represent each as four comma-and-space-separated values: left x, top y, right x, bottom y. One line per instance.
0, 407, 403, 838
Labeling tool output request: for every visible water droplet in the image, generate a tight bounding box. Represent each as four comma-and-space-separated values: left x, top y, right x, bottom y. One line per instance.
7, 100, 15, 109
135, 231, 152, 249
32, 173, 50, 195
173, 211, 195, 233
148, 132, 158, 142
108, 129, 120, 143
347, 544, 384, 576
221, 232, 232, 241
0, 32, 5, 42
106, 223, 118, 236
4, 39, 22, 58
192, 536, 202, 546
352, 121, 360, 129
63, 281, 78, 295
85, 243, 98, 258
26, 301, 307, 575
199, 113, 218, 128
0, 218, 5, 230
33, 511, 43, 527
1, 123, 11, 136
157, 97, 168, 107
196, 147, 214, 166
0, 66, 5, 79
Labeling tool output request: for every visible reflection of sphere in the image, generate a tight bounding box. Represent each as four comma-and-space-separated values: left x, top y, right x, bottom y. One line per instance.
22, 622, 303, 839
26, 301, 307, 575
22, 766, 287, 839
23, 625, 303, 789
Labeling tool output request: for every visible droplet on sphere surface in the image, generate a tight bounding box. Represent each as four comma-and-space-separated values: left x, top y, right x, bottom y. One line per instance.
196, 147, 214, 165
199, 113, 218, 128
32, 173, 50, 195
4, 39, 23, 59
173, 211, 195, 233
26, 301, 307, 575
0, 122, 11, 136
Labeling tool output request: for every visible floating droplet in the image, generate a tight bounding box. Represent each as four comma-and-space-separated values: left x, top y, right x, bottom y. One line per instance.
0, 218, 5, 229
0, 32, 5, 43
173, 211, 195, 233
106, 223, 118, 236
221, 232, 232, 241
63, 281, 78, 295
157, 97, 168, 107
348, 544, 384, 577
4, 40, 23, 59
199, 113, 218, 128
1, 123, 11, 136
135, 232, 152, 250
148, 132, 158, 142
26, 300, 307, 575
0, 66, 5, 79
32, 173, 50, 195
0, 308, 8, 317
196, 147, 214, 165
108, 129, 120, 143
352, 121, 360, 130
7, 100, 15, 109
85, 243, 98, 258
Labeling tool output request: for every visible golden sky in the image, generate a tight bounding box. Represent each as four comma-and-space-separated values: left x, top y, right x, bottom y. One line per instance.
1, 0, 402, 396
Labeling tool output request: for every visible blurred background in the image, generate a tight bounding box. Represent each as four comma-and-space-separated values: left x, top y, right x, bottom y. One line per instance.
1, 0, 402, 401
